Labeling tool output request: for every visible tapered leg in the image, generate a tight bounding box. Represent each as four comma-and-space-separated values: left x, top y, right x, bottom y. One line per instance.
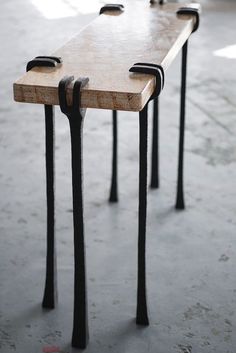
42, 105, 57, 309
176, 41, 188, 210
69, 117, 89, 349
150, 97, 159, 189
136, 104, 149, 326
109, 110, 118, 202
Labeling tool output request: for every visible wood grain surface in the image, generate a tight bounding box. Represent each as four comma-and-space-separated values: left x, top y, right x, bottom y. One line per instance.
13, 2, 200, 111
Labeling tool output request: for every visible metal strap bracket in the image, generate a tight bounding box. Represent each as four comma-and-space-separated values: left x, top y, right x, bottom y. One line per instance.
177, 7, 200, 33
99, 4, 124, 15
150, 0, 167, 5
129, 62, 165, 100
26, 56, 62, 72
58, 76, 89, 119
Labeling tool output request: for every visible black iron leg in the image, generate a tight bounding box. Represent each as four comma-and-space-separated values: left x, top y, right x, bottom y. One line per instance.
150, 97, 159, 189
136, 104, 149, 326
176, 40, 188, 210
109, 110, 118, 202
129, 63, 164, 190
58, 76, 89, 348
69, 117, 89, 349
42, 104, 57, 309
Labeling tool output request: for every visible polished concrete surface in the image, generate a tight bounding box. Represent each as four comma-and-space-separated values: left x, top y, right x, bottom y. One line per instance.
0, 0, 236, 352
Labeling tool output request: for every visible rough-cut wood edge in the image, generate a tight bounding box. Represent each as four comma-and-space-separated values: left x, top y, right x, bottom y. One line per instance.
13, 68, 157, 112
13, 3, 201, 112
13, 79, 155, 112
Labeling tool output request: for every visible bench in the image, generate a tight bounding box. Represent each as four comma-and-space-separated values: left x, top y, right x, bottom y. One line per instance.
13, 1, 200, 348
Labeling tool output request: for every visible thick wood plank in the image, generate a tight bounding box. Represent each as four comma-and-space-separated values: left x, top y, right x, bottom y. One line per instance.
13, 2, 200, 112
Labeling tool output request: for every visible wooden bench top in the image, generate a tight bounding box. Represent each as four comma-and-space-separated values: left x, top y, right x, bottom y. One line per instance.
13, 2, 200, 112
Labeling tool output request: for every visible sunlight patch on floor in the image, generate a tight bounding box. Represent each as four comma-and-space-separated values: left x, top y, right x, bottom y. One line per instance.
31, 0, 102, 19
213, 44, 236, 59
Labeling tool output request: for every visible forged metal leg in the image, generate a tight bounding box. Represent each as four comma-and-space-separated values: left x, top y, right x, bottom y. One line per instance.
136, 104, 149, 326
69, 117, 89, 349
58, 76, 89, 349
109, 110, 118, 202
176, 40, 188, 210
150, 97, 159, 189
42, 105, 57, 309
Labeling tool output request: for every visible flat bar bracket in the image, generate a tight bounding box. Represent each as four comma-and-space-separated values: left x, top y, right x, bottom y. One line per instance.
99, 4, 124, 15
26, 56, 62, 72
177, 7, 200, 33
129, 62, 164, 100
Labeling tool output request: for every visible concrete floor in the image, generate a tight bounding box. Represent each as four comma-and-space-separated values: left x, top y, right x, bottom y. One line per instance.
0, 0, 236, 352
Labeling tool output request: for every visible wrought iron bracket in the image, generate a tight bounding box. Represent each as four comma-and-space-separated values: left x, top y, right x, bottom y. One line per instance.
177, 7, 200, 33
26, 56, 62, 72
58, 75, 89, 120
129, 62, 164, 100
150, 0, 167, 5
99, 3, 124, 15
